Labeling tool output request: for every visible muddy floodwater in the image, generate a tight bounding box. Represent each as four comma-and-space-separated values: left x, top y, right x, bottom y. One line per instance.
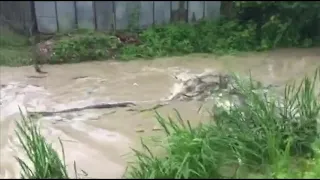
1, 48, 320, 178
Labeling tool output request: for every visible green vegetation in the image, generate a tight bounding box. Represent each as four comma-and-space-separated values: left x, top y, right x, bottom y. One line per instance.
50, 32, 120, 64
1, 2, 320, 66
0, 27, 32, 66
15, 108, 69, 179
15, 69, 320, 178
43, 1, 320, 62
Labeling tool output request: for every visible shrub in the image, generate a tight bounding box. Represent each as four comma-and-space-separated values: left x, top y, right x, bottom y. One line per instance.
116, 19, 260, 60
51, 33, 121, 63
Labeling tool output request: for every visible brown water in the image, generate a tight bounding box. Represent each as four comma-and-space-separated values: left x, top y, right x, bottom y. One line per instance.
0, 48, 320, 178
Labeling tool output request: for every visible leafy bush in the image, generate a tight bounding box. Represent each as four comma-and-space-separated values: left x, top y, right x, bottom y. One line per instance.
125, 69, 320, 179
51, 33, 121, 63
135, 20, 258, 56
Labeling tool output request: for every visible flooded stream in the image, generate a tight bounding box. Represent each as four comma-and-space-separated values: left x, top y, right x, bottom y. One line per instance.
1, 48, 320, 178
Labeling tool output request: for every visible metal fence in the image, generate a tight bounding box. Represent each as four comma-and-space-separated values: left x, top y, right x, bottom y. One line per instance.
0, 1, 35, 35
35, 1, 221, 33
0, 1, 221, 34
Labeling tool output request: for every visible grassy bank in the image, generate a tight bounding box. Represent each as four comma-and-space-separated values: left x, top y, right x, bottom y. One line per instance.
15, 69, 320, 178
0, 27, 33, 66
1, 2, 320, 66
39, 17, 320, 64
1, 7, 320, 66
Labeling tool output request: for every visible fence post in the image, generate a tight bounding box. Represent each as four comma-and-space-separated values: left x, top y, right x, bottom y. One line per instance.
152, 1, 155, 26
93, 1, 98, 30
112, 1, 116, 32
74, 1, 78, 29
54, 1, 59, 32
30, 1, 38, 35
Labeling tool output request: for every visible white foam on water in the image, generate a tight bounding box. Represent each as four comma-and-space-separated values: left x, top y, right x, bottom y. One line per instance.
0, 82, 49, 120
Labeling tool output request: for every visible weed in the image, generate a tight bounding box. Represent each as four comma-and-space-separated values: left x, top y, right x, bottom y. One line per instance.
15, 108, 69, 178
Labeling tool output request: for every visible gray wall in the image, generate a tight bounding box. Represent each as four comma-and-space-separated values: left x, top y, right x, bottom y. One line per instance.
34, 1, 221, 33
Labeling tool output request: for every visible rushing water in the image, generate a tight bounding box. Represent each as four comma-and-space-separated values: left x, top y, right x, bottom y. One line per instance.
0, 48, 320, 178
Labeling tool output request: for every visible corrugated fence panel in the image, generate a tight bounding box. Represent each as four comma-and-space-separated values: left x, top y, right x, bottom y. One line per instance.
56, 1, 76, 32
188, 1, 205, 23
76, 1, 95, 30
33, 1, 222, 33
19, 1, 34, 30
204, 1, 221, 19
34, 1, 57, 33
114, 1, 140, 30
0, 1, 34, 34
139, 1, 154, 28
95, 1, 114, 31
154, 1, 171, 25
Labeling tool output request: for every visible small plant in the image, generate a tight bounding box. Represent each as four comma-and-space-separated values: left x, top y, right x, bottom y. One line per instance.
15, 108, 69, 179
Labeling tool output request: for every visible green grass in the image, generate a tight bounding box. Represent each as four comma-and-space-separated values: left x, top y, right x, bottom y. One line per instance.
15, 108, 69, 178
14, 68, 320, 179
0, 48, 33, 66
0, 27, 33, 66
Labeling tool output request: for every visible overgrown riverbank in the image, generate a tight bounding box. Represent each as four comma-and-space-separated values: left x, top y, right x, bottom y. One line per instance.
1, 2, 320, 66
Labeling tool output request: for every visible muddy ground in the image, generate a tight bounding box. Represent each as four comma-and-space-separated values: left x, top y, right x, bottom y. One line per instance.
0, 48, 320, 178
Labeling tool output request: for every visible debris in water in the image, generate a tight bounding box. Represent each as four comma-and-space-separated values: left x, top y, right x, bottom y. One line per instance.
135, 128, 145, 133
167, 70, 230, 101
127, 102, 168, 113
28, 101, 137, 116
72, 76, 89, 80
26, 75, 47, 79
152, 126, 162, 131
